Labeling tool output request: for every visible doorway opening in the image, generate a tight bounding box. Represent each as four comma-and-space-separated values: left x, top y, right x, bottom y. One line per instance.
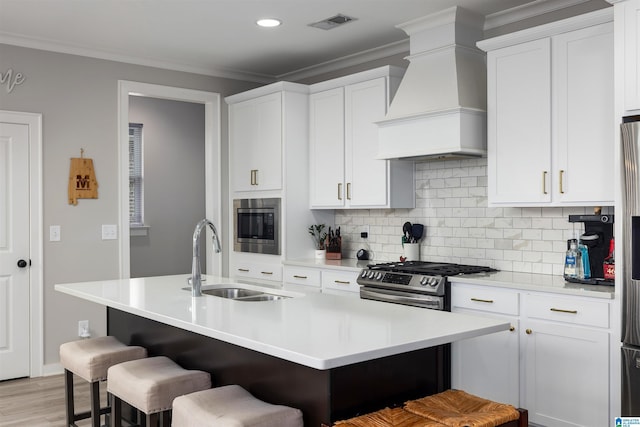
117, 82, 221, 279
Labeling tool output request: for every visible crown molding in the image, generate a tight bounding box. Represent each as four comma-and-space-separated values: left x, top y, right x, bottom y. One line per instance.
277, 39, 409, 82
0, 32, 275, 84
484, 0, 591, 30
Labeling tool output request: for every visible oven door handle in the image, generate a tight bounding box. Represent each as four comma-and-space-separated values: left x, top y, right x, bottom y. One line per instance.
360, 288, 443, 309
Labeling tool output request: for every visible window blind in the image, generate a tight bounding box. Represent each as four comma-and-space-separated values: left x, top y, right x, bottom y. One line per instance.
129, 123, 144, 226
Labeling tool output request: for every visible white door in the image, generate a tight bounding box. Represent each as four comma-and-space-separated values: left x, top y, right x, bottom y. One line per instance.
0, 120, 30, 380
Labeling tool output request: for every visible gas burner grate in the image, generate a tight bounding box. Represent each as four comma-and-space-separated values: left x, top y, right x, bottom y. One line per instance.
367, 261, 496, 276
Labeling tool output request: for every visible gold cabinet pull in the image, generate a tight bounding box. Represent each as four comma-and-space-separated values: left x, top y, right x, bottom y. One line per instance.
550, 307, 577, 314
470, 298, 494, 303
260, 271, 273, 275
542, 171, 548, 194
334, 280, 350, 285
559, 170, 565, 194
347, 183, 352, 200
250, 169, 258, 186
338, 183, 343, 201
238, 268, 250, 272
509, 326, 516, 332
526, 328, 533, 335
293, 275, 308, 279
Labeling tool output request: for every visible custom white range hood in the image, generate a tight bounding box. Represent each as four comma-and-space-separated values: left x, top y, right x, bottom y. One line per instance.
377, 7, 487, 160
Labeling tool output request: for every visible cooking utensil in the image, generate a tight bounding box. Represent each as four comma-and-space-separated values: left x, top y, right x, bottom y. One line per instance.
403, 221, 413, 242
411, 224, 424, 242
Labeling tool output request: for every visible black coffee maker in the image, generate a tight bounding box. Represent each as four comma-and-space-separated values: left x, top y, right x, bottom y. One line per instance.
568, 214, 614, 284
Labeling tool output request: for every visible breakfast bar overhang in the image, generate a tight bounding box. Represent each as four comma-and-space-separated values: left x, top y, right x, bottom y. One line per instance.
56, 275, 509, 426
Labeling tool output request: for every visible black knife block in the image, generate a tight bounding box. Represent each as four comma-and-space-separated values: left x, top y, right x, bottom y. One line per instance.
568, 214, 614, 281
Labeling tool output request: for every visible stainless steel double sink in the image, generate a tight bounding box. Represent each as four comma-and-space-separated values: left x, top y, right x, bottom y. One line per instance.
183, 285, 290, 301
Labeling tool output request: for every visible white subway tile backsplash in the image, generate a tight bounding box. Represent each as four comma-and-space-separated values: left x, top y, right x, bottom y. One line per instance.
335, 158, 612, 275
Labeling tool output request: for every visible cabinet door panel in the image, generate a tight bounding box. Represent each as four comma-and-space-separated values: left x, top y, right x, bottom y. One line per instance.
345, 77, 388, 207
451, 310, 519, 407
309, 88, 345, 207
553, 23, 613, 204
230, 92, 282, 192
523, 320, 609, 426
624, 0, 640, 111
488, 38, 551, 204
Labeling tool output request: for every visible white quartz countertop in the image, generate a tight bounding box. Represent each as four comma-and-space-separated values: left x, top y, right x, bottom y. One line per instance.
449, 271, 614, 299
283, 258, 370, 272
55, 275, 509, 370
285, 259, 615, 300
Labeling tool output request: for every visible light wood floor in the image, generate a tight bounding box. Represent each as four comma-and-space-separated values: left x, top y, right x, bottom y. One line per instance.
0, 374, 108, 427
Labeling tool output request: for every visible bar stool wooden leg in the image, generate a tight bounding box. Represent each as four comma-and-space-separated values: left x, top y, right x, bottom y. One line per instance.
64, 369, 74, 427
90, 380, 100, 427
161, 411, 170, 426
111, 396, 122, 427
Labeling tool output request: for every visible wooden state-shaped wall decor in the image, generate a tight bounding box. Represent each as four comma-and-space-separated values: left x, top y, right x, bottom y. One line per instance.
68, 149, 98, 205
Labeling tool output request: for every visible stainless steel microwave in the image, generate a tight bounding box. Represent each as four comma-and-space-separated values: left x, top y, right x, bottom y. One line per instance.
233, 198, 281, 255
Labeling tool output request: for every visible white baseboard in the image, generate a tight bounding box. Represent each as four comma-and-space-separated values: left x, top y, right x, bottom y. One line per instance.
41, 363, 63, 377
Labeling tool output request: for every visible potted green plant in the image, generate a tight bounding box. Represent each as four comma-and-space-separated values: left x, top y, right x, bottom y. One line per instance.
308, 224, 327, 259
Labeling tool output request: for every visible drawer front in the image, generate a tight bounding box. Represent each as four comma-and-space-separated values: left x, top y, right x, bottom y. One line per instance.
525, 294, 609, 328
322, 270, 359, 294
283, 266, 321, 288
234, 262, 283, 282
452, 284, 519, 316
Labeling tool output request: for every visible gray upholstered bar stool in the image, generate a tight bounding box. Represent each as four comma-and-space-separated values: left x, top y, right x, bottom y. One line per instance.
107, 356, 211, 427
172, 385, 304, 427
59, 335, 147, 427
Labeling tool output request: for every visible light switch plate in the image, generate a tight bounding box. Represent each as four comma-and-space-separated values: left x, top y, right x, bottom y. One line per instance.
49, 225, 61, 242
102, 224, 118, 240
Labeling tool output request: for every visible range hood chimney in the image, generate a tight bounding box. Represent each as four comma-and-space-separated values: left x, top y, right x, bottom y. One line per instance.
377, 7, 487, 160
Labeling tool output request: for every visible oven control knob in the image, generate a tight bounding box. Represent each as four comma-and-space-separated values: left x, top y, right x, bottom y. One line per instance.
367, 271, 375, 279
420, 276, 428, 286
375, 272, 383, 280
361, 270, 368, 278
428, 278, 439, 287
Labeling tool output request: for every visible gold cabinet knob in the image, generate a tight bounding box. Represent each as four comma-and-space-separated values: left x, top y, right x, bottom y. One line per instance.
526, 328, 532, 335
509, 326, 515, 332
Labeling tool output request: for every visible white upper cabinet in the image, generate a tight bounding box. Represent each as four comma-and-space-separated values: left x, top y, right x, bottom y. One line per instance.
553, 23, 614, 204
487, 38, 552, 204
229, 91, 283, 192
309, 66, 414, 209
480, 10, 614, 206
621, 0, 640, 112
309, 87, 345, 206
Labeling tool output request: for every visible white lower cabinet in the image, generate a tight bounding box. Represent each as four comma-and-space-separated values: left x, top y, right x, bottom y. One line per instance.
522, 294, 609, 427
321, 270, 359, 296
282, 266, 322, 293
283, 264, 360, 297
451, 282, 611, 426
451, 285, 520, 407
232, 259, 283, 287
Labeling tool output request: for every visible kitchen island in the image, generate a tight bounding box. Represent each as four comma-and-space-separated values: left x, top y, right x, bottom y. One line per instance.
56, 275, 509, 426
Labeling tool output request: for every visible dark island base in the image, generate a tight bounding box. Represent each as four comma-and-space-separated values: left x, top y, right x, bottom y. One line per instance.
108, 307, 450, 426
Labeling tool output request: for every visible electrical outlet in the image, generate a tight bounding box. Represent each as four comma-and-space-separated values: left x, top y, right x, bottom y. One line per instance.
49, 225, 61, 242
360, 225, 370, 239
78, 320, 90, 338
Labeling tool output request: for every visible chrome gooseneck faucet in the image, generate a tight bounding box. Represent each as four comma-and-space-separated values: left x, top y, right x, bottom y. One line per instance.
191, 219, 221, 297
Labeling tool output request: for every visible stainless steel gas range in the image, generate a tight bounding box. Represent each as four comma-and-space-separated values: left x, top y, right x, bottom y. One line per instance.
357, 261, 497, 311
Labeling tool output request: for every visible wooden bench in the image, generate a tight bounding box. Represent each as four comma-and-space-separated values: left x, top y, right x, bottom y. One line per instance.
333, 389, 528, 427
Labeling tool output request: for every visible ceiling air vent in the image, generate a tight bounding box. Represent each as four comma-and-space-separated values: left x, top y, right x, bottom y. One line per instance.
309, 14, 356, 30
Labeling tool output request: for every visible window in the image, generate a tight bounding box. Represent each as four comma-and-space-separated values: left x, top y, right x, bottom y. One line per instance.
129, 123, 144, 226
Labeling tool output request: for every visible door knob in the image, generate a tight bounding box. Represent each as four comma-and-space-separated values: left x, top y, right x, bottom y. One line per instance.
17, 259, 29, 268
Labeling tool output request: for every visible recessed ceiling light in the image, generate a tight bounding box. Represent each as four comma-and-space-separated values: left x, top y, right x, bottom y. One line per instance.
257, 18, 282, 28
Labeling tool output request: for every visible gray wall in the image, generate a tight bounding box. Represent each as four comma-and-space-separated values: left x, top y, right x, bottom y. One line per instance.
128, 97, 205, 278
0, 43, 258, 367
